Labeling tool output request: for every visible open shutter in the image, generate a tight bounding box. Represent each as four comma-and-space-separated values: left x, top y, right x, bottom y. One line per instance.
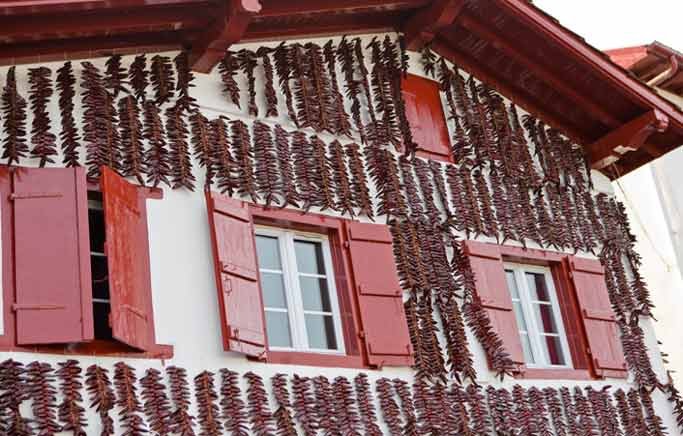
464, 241, 525, 368
101, 167, 153, 351
568, 256, 627, 378
401, 73, 452, 162
345, 221, 413, 367
205, 191, 267, 358
12, 167, 93, 344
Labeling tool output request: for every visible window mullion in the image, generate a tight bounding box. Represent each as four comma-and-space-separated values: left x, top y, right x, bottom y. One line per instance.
279, 233, 302, 350
517, 268, 545, 366
321, 239, 345, 354
285, 232, 309, 350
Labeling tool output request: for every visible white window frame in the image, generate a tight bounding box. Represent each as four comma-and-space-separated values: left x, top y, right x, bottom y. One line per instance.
504, 262, 573, 370
255, 226, 345, 355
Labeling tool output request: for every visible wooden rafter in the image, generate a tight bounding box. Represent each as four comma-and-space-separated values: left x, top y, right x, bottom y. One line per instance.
588, 109, 669, 169
457, 14, 621, 129
401, 0, 465, 49
189, 0, 262, 73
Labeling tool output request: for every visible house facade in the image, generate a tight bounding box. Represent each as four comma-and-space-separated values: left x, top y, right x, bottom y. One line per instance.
0, 1, 683, 435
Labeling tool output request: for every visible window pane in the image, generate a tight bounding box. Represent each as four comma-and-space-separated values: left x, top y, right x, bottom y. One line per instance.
512, 301, 528, 332
505, 270, 520, 299
265, 311, 292, 348
305, 314, 337, 350
520, 332, 535, 364
260, 272, 287, 309
295, 240, 325, 275
532, 303, 559, 334
541, 335, 566, 366
255, 235, 282, 270
300, 276, 332, 312
526, 272, 550, 302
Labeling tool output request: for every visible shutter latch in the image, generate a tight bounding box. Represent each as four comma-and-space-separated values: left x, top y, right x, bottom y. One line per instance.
10, 192, 63, 200
12, 303, 65, 311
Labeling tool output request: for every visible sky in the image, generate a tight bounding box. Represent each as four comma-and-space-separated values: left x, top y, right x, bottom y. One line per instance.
534, 1, 683, 51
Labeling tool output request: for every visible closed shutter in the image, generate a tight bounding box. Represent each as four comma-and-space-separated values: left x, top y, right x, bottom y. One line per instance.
12, 166, 93, 344
464, 241, 525, 367
101, 167, 154, 351
344, 221, 413, 367
205, 191, 267, 358
401, 73, 452, 162
568, 256, 627, 378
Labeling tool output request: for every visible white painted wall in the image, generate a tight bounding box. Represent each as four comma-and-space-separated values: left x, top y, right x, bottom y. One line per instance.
615, 151, 683, 390
0, 32, 680, 434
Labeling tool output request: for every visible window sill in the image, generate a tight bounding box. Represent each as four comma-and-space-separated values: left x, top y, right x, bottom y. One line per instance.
1, 340, 174, 360
260, 351, 366, 369
515, 367, 593, 380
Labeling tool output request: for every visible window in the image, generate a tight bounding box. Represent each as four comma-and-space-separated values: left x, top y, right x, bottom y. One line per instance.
254, 228, 344, 354
402, 73, 453, 162
504, 263, 572, 369
88, 192, 113, 340
206, 192, 414, 368
464, 240, 628, 379
0, 165, 171, 358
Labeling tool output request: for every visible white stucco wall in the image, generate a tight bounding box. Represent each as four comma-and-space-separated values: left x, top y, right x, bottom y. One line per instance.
0, 32, 680, 434
615, 151, 683, 391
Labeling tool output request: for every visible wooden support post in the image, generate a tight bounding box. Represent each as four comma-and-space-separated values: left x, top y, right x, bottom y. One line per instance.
189, 0, 261, 73
402, 0, 465, 50
589, 109, 669, 169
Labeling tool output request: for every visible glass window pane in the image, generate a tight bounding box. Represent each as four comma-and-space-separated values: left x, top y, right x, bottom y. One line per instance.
255, 235, 282, 270
526, 272, 550, 302
505, 270, 520, 299
295, 240, 325, 275
532, 303, 559, 334
265, 311, 292, 348
305, 314, 338, 350
512, 301, 528, 332
300, 276, 332, 312
520, 332, 535, 364
260, 272, 287, 309
540, 335, 566, 366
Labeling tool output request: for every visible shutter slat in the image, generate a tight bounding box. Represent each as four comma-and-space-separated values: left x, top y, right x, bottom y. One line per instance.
464, 240, 525, 367
102, 167, 154, 351
205, 191, 267, 358
345, 221, 412, 367
12, 167, 93, 344
568, 256, 627, 377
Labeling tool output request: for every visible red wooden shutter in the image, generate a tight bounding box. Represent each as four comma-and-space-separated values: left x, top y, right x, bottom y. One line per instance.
464, 241, 525, 368
101, 167, 154, 351
12, 167, 93, 344
401, 73, 452, 162
568, 256, 627, 378
344, 221, 413, 367
205, 191, 267, 358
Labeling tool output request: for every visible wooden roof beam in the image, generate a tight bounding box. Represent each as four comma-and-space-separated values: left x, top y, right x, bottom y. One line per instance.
589, 109, 669, 169
189, 0, 261, 73
458, 14, 621, 129
402, 0, 465, 50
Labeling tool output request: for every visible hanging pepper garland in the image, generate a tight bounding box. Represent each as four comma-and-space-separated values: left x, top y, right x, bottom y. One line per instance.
2, 67, 29, 166
56, 360, 87, 436
167, 366, 196, 436
218, 51, 242, 109
220, 369, 248, 436
150, 54, 175, 105
85, 364, 115, 436
28, 67, 57, 167
118, 94, 146, 184
140, 368, 172, 436
27, 361, 60, 436
128, 54, 149, 102
143, 100, 172, 188
56, 61, 81, 167
194, 371, 221, 436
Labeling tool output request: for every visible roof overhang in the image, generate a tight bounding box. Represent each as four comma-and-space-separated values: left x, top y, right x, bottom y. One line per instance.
2, 0, 682, 179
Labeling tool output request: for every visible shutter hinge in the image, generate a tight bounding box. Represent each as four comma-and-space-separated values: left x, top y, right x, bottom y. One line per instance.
343, 241, 350, 249
12, 303, 65, 311
358, 330, 366, 339
586, 346, 592, 356
10, 192, 63, 200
